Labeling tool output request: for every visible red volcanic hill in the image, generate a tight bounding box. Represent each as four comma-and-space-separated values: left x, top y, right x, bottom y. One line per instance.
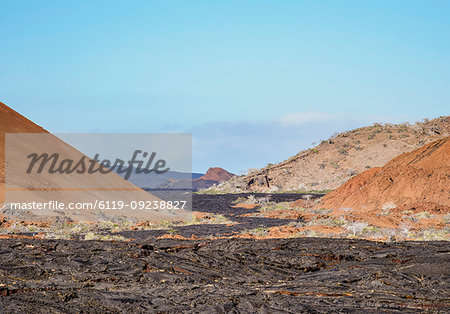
319, 137, 450, 213
0, 101, 178, 221
0, 102, 46, 133
195, 167, 235, 182
0, 101, 47, 176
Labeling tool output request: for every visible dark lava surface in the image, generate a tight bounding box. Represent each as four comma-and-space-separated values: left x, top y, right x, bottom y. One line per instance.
1, 194, 449, 312
0, 238, 449, 313
120, 193, 320, 240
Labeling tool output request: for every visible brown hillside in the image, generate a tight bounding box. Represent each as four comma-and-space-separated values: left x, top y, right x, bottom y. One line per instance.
319, 137, 450, 213
215, 117, 450, 193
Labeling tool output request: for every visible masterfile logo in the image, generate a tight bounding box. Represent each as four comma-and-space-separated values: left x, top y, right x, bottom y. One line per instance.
3, 133, 192, 222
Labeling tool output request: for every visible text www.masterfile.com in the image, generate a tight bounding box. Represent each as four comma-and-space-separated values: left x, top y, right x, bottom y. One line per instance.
7, 200, 187, 211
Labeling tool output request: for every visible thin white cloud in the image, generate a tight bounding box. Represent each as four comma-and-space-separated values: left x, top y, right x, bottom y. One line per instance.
191, 112, 413, 173
278, 111, 409, 127
277, 111, 339, 126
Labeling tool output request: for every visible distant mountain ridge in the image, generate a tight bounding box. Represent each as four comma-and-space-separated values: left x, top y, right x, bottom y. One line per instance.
113, 168, 204, 189
149, 167, 235, 191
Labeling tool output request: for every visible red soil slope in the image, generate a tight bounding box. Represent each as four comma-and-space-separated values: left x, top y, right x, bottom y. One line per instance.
0, 102, 47, 177
319, 137, 450, 213
0, 101, 179, 221
195, 167, 235, 182
0, 102, 46, 133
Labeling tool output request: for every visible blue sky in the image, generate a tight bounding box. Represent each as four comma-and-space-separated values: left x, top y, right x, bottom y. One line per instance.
1, 1, 449, 173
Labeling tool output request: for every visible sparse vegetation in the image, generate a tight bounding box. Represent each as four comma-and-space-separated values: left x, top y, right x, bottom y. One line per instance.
245, 227, 268, 237
294, 229, 321, 237
258, 201, 294, 212
232, 196, 247, 204
415, 211, 432, 219
329, 161, 340, 169
305, 208, 332, 214
444, 213, 450, 224
411, 228, 450, 241
338, 149, 348, 156
346, 222, 369, 236
244, 195, 271, 205
380, 201, 397, 215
